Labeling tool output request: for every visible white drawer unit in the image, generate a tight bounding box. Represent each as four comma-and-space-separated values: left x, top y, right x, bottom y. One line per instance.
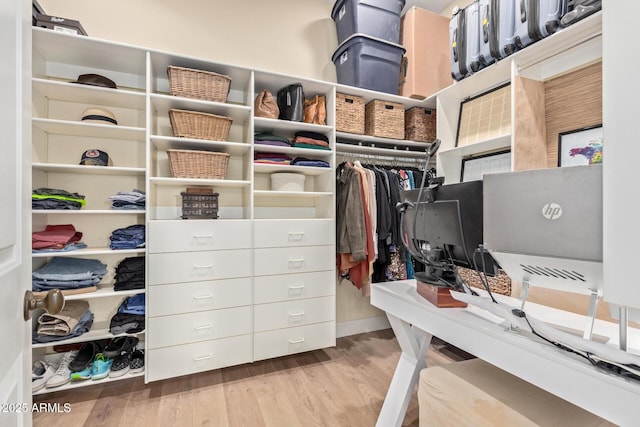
253, 271, 335, 304
149, 249, 252, 285
254, 245, 334, 276
254, 296, 335, 332
148, 220, 251, 253
253, 219, 334, 248
147, 334, 253, 382
148, 306, 252, 349
148, 278, 252, 317
254, 321, 336, 361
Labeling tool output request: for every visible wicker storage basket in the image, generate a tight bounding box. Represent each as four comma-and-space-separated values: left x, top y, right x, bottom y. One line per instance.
365, 99, 404, 139
336, 93, 365, 134
169, 109, 232, 141
167, 65, 231, 103
405, 107, 437, 142
181, 190, 219, 219
457, 267, 512, 296
167, 149, 230, 179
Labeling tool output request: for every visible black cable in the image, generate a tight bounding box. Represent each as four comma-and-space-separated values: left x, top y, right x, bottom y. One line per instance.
473, 249, 497, 303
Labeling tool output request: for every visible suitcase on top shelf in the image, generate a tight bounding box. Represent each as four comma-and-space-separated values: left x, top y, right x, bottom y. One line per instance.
478, 0, 517, 66
513, 0, 567, 50
450, 1, 482, 81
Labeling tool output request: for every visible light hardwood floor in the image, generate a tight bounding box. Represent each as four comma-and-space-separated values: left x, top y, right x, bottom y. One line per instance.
33, 330, 472, 427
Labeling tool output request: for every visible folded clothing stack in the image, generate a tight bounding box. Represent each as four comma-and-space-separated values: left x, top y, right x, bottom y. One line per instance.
33, 300, 94, 344
292, 131, 331, 150
32, 188, 86, 210
32, 224, 87, 253
110, 294, 145, 335
254, 132, 291, 147
291, 157, 330, 168
32, 257, 107, 292
114, 256, 145, 291
254, 152, 292, 165
110, 224, 145, 250
108, 189, 145, 210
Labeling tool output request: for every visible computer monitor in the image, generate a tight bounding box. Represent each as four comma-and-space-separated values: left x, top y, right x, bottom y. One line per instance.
401, 179, 498, 289
483, 164, 603, 295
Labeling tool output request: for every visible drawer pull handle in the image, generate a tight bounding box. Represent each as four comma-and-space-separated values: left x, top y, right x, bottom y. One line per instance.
288, 258, 305, 264
193, 323, 213, 330
193, 294, 214, 300
288, 338, 305, 344
288, 232, 305, 241
288, 285, 305, 290
193, 354, 213, 361
193, 234, 213, 239
289, 311, 305, 317
193, 264, 214, 269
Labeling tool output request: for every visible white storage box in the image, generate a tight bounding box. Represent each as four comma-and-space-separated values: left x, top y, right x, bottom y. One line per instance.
270, 173, 306, 192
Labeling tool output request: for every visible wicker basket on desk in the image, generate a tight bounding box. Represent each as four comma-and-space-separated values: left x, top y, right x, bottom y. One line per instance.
167, 65, 231, 102
458, 267, 512, 296
167, 149, 230, 180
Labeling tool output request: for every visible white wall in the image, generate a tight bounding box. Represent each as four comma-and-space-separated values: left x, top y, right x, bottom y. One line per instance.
38, 0, 338, 81
439, 0, 474, 17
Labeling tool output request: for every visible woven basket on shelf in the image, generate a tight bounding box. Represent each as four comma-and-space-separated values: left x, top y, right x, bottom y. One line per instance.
167, 149, 230, 179
457, 267, 512, 296
169, 109, 232, 141
336, 92, 365, 134
405, 107, 436, 142
167, 65, 231, 102
365, 99, 404, 139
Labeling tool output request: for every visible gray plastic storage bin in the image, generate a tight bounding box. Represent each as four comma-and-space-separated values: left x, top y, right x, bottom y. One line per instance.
331, 0, 406, 44
332, 33, 406, 95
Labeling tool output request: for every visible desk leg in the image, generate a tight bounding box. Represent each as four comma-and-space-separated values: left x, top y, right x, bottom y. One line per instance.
376, 313, 432, 427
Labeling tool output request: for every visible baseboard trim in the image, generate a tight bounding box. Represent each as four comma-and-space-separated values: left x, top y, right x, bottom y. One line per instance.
336, 316, 390, 338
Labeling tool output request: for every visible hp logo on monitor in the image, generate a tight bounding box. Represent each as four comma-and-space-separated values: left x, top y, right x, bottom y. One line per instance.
542, 203, 563, 220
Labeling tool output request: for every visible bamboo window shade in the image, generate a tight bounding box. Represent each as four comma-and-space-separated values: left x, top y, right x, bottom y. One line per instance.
456, 84, 511, 147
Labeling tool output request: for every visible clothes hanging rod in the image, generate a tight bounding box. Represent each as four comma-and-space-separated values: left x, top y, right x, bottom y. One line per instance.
336, 151, 427, 164
335, 144, 429, 160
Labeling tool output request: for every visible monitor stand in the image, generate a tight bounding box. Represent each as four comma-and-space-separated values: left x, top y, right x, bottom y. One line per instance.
518, 279, 600, 341
415, 272, 467, 308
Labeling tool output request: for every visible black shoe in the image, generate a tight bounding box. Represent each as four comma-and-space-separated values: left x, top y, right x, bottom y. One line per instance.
69, 342, 100, 372
104, 336, 139, 358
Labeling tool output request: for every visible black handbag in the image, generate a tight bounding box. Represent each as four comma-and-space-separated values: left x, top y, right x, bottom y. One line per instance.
277, 83, 304, 121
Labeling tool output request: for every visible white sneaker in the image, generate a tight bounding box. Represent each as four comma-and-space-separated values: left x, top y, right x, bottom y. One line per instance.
46, 351, 77, 388
32, 360, 56, 392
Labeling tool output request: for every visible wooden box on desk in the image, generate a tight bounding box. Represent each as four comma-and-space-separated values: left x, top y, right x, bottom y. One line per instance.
416, 281, 467, 308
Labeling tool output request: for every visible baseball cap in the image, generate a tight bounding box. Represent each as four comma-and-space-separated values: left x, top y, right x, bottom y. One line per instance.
79, 149, 112, 166
81, 108, 118, 126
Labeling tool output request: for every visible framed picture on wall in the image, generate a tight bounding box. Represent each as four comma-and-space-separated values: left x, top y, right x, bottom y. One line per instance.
558, 124, 603, 167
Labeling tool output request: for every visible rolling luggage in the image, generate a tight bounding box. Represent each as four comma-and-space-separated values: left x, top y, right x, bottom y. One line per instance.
450, 1, 481, 81
478, 0, 517, 66
513, 0, 567, 50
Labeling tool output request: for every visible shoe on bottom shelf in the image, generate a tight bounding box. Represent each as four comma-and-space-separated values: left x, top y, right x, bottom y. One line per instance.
129, 349, 144, 374
32, 361, 57, 392
46, 351, 77, 388
108, 353, 130, 378
70, 365, 93, 382
91, 353, 112, 380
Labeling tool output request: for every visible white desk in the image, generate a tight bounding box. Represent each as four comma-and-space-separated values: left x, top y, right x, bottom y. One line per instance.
370, 280, 640, 427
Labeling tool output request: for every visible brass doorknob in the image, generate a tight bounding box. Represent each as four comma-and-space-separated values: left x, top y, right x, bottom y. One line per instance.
24, 289, 65, 321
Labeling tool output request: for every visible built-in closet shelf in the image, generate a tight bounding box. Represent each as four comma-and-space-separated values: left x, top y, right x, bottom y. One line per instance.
32, 118, 145, 141
149, 177, 251, 188
335, 143, 428, 158
334, 82, 433, 109
32, 78, 146, 109
253, 145, 333, 158
150, 135, 250, 156
32, 210, 146, 215
253, 190, 333, 198
253, 164, 332, 176
32, 28, 148, 77
32, 371, 145, 396
149, 93, 251, 122
336, 132, 432, 150
254, 117, 332, 134
31, 323, 145, 349
439, 135, 512, 158
31, 248, 146, 258
64, 288, 144, 301
32, 163, 145, 176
